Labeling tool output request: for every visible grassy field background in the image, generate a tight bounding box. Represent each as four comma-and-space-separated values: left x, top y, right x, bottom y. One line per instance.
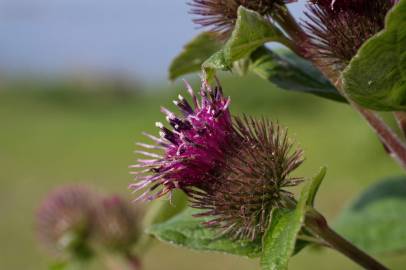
1, 74, 405, 269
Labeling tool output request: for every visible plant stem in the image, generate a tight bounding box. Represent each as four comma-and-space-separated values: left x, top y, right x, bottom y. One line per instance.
316, 63, 406, 170
394, 112, 406, 138
305, 209, 388, 270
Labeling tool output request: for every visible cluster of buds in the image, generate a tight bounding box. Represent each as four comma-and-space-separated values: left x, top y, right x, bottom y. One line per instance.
95, 196, 142, 252
189, 0, 297, 39
189, 0, 398, 71
131, 80, 304, 240
36, 185, 142, 259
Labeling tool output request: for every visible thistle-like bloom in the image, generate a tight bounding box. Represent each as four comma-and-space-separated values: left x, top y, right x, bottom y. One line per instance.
303, 0, 396, 70
95, 195, 142, 251
190, 117, 304, 240
36, 186, 96, 254
189, 0, 296, 38
130, 80, 233, 200
130, 80, 304, 240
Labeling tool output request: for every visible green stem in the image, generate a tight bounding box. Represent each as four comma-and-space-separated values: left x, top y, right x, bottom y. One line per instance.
305, 209, 389, 270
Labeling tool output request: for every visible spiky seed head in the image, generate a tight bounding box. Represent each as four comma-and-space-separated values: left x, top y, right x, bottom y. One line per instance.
189, 116, 304, 240
189, 0, 294, 39
94, 195, 142, 251
303, 0, 395, 70
36, 185, 97, 255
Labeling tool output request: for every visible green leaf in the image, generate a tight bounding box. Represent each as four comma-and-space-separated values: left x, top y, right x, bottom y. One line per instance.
169, 32, 223, 81
203, 6, 289, 76
136, 190, 187, 253
342, 0, 406, 111
49, 261, 69, 270
260, 172, 317, 270
147, 207, 262, 258
306, 167, 327, 207
334, 176, 406, 254
250, 47, 345, 102
142, 190, 188, 227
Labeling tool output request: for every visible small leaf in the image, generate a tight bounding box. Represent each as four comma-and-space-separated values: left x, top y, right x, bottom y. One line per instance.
342, 0, 406, 111
203, 6, 288, 76
334, 176, 406, 254
260, 172, 316, 270
169, 32, 223, 81
148, 207, 262, 258
250, 47, 345, 102
142, 190, 188, 227
306, 167, 327, 207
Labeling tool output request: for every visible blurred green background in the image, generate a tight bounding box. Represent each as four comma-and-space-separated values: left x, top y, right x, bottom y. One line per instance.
1, 74, 406, 269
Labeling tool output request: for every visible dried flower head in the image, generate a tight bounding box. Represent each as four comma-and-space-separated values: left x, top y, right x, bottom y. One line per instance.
130, 80, 304, 240
189, 0, 295, 38
303, 0, 395, 70
36, 185, 96, 255
95, 195, 142, 251
190, 116, 304, 240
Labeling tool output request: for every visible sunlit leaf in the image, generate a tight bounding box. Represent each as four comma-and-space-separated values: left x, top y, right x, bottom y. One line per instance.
203, 6, 288, 77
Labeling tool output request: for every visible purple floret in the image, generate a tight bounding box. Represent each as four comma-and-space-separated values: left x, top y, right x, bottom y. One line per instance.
130, 79, 233, 200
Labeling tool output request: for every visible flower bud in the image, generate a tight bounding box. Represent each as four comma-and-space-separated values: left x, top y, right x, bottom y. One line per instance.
189, 0, 296, 38
95, 195, 142, 252
303, 0, 395, 70
36, 185, 97, 256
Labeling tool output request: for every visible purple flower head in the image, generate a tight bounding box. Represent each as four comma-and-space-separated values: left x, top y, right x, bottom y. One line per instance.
95, 195, 142, 251
130, 80, 304, 240
36, 185, 97, 254
303, 0, 395, 70
130, 79, 233, 201
189, 0, 297, 39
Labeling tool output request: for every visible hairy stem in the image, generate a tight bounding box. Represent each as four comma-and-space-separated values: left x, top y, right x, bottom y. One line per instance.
305, 209, 388, 270
394, 112, 406, 138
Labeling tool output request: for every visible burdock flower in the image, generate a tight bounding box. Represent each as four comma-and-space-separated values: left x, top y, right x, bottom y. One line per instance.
94, 195, 142, 252
190, 117, 304, 240
36, 185, 96, 255
189, 0, 296, 38
130, 80, 304, 240
303, 0, 396, 70
130, 79, 233, 201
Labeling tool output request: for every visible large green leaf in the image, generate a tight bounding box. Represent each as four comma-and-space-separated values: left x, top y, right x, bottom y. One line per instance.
260, 169, 324, 270
147, 207, 262, 258
342, 0, 406, 111
203, 6, 289, 76
250, 47, 345, 102
334, 176, 406, 254
169, 32, 223, 81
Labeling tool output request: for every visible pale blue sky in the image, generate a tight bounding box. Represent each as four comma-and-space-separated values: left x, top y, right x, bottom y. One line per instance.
0, 0, 305, 82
